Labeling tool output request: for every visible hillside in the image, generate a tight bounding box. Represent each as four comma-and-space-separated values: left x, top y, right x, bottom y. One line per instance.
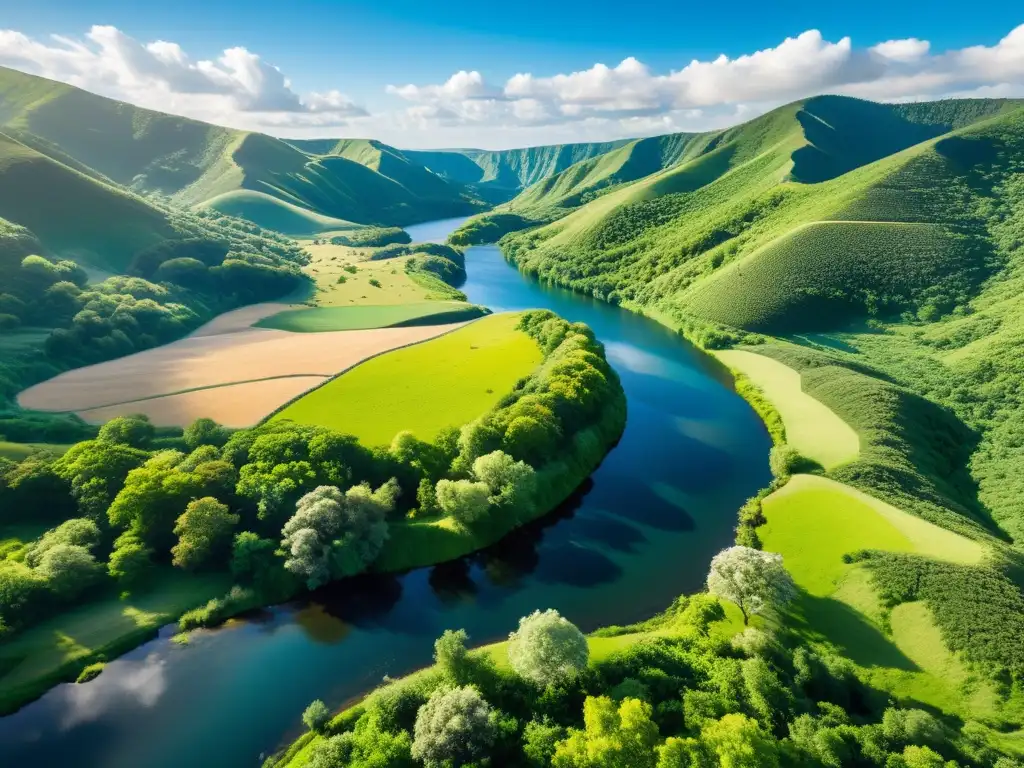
489, 94, 1024, 549
0, 67, 480, 230
405, 140, 629, 202
0, 131, 175, 270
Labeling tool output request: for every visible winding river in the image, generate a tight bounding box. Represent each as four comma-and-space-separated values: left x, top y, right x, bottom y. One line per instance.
0, 216, 772, 767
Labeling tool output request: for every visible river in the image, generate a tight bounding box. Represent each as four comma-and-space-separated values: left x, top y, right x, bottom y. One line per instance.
0, 216, 772, 767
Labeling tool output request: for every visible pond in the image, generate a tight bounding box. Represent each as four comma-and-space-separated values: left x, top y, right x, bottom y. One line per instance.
0, 217, 772, 767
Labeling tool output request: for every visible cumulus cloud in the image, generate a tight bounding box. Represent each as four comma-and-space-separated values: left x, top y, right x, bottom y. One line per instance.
386, 24, 1024, 144
0, 25, 366, 130
1, 23, 1024, 147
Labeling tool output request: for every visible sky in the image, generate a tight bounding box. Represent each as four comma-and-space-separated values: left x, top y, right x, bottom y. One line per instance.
1, 1, 1023, 149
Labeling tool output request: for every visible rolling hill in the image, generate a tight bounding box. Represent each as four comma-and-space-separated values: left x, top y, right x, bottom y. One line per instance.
0, 131, 175, 270
404, 140, 630, 202
0, 67, 481, 231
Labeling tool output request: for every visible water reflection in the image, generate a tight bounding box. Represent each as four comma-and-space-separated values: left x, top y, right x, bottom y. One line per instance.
58, 653, 167, 730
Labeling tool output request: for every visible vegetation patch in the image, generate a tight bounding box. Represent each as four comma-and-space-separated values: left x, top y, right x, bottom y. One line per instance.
272, 313, 541, 446
256, 302, 487, 332
715, 350, 859, 468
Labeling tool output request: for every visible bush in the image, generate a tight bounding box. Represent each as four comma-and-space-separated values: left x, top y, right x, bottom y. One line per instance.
508, 609, 589, 686
303, 699, 332, 733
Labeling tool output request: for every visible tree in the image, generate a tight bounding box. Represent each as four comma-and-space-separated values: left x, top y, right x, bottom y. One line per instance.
171, 497, 239, 570
183, 418, 228, 450
434, 479, 490, 528
700, 713, 778, 768
35, 544, 102, 600
706, 546, 796, 624
472, 450, 536, 512
412, 686, 495, 767
231, 531, 279, 585
97, 415, 155, 449
552, 696, 660, 768
508, 609, 589, 686
303, 699, 331, 733
54, 439, 148, 520
434, 629, 473, 684
108, 532, 154, 586
524, 719, 568, 767
281, 481, 396, 589
26, 518, 100, 567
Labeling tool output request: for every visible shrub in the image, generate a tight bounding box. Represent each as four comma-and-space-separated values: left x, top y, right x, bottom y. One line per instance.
508, 609, 589, 686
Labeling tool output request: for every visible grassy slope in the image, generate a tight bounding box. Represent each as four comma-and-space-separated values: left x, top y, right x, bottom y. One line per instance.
197, 190, 359, 235
760, 474, 996, 718
714, 349, 859, 468
0, 67, 479, 228
301, 241, 434, 306
271, 313, 542, 445
404, 140, 630, 202
255, 302, 489, 332
0, 132, 174, 269
0, 569, 231, 714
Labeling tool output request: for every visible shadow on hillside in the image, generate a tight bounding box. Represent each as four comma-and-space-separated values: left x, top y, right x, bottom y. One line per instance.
787, 591, 919, 672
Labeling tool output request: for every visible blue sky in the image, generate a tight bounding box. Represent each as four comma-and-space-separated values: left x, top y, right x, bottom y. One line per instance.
1, 2, 1022, 147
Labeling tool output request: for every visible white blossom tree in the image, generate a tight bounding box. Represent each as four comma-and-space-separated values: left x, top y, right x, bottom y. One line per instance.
706, 546, 796, 624
412, 686, 495, 767
508, 608, 589, 686
281, 480, 397, 589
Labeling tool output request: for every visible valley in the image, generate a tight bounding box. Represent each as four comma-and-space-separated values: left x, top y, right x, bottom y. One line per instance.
2, 51, 1024, 768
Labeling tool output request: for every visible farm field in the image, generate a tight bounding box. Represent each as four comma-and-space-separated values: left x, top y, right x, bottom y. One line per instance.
17, 310, 467, 426
714, 349, 859, 468
272, 313, 542, 445
256, 302, 488, 332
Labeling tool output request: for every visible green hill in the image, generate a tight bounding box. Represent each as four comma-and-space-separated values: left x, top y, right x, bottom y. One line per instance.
405, 140, 630, 202
0, 67, 481, 231
0, 131, 174, 270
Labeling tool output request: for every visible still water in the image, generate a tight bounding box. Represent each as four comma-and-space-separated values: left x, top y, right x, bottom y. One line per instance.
0, 217, 772, 767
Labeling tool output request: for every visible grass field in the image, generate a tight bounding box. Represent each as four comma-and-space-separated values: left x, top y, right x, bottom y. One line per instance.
256, 302, 488, 332
272, 313, 542, 446
302, 241, 435, 306
198, 190, 360, 235
760, 474, 989, 714
714, 349, 859, 468
0, 569, 231, 714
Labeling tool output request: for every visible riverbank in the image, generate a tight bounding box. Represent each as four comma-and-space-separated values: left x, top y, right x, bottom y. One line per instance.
0, 221, 772, 768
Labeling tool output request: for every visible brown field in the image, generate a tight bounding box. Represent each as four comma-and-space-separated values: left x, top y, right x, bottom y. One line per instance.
76, 376, 330, 428
18, 309, 467, 426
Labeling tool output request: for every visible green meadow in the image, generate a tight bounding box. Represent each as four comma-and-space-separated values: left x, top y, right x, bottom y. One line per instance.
272, 313, 543, 445
256, 302, 488, 332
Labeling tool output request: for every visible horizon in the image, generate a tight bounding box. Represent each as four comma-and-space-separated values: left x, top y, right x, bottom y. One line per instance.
2, 62, 1021, 153
1, 5, 1022, 149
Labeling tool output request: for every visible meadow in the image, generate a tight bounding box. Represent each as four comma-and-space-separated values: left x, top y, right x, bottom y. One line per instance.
272, 313, 542, 446
256, 302, 488, 332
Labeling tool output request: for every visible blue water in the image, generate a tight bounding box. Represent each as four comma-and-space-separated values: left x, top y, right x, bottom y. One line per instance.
0, 218, 772, 767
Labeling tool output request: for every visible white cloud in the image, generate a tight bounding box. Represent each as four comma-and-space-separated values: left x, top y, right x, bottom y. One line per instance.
871, 37, 931, 62
1, 23, 1024, 148
0, 25, 366, 131
385, 24, 1024, 146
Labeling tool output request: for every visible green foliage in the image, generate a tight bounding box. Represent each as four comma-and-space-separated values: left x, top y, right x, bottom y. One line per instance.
411, 685, 495, 767
329, 227, 411, 247
75, 661, 105, 684
107, 532, 154, 586
508, 609, 589, 686
280, 481, 397, 589
553, 696, 661, 768
854, 550, 1024, 680
182, 418, 229, 451
303, 699, 332, 733
171, 497, 239, 570
97, 415, 155, 449
178, 585, 257, 631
